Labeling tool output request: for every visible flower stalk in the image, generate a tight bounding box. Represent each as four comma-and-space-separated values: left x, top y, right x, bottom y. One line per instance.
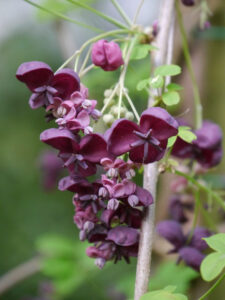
134, 1, 176, 299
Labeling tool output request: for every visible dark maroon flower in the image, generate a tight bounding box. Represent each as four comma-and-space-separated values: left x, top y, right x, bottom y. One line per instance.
91, 40, 124, 71
172, 121, 223, 168
181, 0, 195, 6
190, 227, 211, 251
16, 61, 80, 109
179, 247, 204, 271
157, 220, 185, 251
40, 128, 108, 176
107, 107, 178, 164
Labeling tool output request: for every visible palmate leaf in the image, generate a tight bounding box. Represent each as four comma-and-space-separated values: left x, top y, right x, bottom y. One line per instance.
200, 252, 225, 282
203, 233, 225, 252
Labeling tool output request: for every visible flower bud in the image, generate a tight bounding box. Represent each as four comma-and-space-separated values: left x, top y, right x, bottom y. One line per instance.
103, 114, 114, 126
107, 167, 118, 178
84, 221, 95, 233
99, 187, 108, 198
104, 89, 113, 98
125, 111, 134, 121
91, 40, 124, 71
82, 99, 92, 109
128, 195, 139, 207
95, 258, 106, 269
79, 230, 86, 241
107, 198, 119, 210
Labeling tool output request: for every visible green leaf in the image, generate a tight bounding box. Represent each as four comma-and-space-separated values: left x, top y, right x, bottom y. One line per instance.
130, 44, 157, 60
150, 75, 164, 88
137, 79, 149, 91
167, 136, 177, 148
162, 91, 180, 106
150, 262, 198, 294
140, 288, 188, 300
155, 64, 181, 77
203, 233, 225, 252
167, 83, 183, 91
200, 252, 225, 281
178, 126, 197, 143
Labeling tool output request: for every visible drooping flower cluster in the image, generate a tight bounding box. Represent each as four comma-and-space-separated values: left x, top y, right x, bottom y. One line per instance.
16, 57, 180, 267
157, 171, 212, 271
157, 220, 211, 271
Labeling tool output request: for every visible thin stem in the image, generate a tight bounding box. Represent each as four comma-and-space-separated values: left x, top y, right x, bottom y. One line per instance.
186, 189, 200, 244
198, 272, 225, 300
110, 0, 132, 26
134, 1, 175, 299
101, 83, 119, 114
124, 91, 140, 122
133, 0, 145, 24
0, 257, 41, 295
176, 0, 202, 129
175, 170, 225, 211
117, 36, 138, 119
23, 0, 102, 33
66, 0, 129, 30
79, 47, 92, 75
56, 28, 132, 71
79, 64, 95, 77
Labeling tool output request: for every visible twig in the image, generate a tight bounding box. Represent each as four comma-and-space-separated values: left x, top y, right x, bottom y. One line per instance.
134, 1, 175, 299
0, 256, 41, 295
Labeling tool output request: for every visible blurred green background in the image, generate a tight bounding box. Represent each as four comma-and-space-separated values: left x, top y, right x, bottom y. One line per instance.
0, 1, 225, 299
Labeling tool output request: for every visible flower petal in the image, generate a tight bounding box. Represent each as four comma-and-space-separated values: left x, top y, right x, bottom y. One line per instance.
156, 220, 185, 249
179, 247, 205, 271
107, 119, 140, 156
107, 226, 139, 246
129, 143, 166, 164
16, 61, 53, 91
58, 175, 93, 193
135, 186, 153, 206
140, 107, 178, 140
80, 134, 108, 163
40, 128, 79, 152
52, 68, 80, 99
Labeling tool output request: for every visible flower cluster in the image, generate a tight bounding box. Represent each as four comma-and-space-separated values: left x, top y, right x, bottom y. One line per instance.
16, 55, 180, 267
157, 171, 212, 271
172, 121, 223, 169
157, 220, 211, 271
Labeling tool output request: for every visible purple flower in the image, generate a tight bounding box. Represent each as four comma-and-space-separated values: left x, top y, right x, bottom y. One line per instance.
172, 121, 223, 168
181, 0, 195, 6
157, 220, 211, 271
157, 220, 185, 251
16, 61, 80, 109
91, 40, 124, 71
190, 227, 211, 251
179, 247, 204, 271
107, 107, 178, 164
106, 226, 139, 246
40, 128, 108, 176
